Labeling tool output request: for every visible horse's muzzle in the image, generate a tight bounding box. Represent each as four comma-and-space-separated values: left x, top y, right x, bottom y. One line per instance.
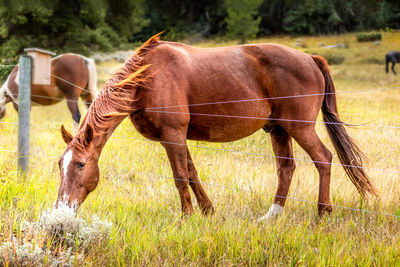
56, 193, 81, 212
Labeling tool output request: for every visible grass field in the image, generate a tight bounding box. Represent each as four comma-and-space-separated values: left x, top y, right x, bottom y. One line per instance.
1, 32, 400, 265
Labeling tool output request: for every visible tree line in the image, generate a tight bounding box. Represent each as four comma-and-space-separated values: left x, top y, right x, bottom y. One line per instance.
0, 0, 399, 64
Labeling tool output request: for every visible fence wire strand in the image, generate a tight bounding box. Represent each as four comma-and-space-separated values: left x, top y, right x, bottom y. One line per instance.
2, 117, 400, 173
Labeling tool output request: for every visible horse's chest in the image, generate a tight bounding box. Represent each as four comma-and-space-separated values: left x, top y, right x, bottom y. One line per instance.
130, 113, 164, 141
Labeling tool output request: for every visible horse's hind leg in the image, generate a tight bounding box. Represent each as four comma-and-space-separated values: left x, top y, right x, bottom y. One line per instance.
66, 98, 81, 132
286, 125, 333, 215
392, 62, 397, 75
186, 147, 214, 215
258, 125, 295, 222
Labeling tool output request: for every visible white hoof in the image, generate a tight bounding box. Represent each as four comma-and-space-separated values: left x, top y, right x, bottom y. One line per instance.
257, 204, 284, 223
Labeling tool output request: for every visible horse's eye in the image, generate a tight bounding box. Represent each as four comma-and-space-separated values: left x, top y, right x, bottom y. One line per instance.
76, 162, 85, 169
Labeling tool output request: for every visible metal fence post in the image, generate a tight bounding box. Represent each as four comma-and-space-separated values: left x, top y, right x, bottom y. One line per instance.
18, 55, 32, 175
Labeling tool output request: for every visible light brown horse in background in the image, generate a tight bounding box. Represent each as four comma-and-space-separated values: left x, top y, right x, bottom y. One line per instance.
0, 53, 97, 128
57, 33, 377, 221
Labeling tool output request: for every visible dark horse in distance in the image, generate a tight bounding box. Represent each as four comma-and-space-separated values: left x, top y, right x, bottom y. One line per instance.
57, 33, 377, 222
385, 50, 400, 75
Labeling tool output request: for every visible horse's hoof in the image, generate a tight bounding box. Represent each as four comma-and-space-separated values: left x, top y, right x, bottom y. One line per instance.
201, 203, 214, 216
257, 204, 284, 223
318, 204, 333, 216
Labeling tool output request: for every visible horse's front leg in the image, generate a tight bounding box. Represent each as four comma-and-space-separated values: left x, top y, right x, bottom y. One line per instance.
392, 62, 397, 75
161, 135, 194, 215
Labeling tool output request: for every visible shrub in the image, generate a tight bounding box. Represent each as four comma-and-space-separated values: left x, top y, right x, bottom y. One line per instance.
356, 32, 382, 42
323, 52, 346, 65
0, 202, 112, 266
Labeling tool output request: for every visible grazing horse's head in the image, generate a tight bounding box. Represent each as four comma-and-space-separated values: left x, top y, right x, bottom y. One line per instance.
57, 124, 99, 209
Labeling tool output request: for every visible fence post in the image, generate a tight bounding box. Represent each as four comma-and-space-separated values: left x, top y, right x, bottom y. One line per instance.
18, 55, 32, 175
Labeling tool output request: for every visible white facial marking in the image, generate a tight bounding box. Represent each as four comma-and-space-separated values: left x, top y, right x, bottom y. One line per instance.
257, 204, 284, 223
63, 150, 73, 177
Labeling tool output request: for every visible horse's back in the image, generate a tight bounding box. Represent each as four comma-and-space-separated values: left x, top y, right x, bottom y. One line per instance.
146, 42, 323, 97
386, 51, 400, 61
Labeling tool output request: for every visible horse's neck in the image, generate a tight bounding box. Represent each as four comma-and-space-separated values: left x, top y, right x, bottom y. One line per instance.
88, 114, 127, 155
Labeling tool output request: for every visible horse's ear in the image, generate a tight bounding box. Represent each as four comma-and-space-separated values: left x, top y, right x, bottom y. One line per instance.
61, 125, 73, 144
83, 124, 94, 147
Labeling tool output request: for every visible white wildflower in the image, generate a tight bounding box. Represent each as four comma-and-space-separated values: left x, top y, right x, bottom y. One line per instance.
1, 202, 112, 266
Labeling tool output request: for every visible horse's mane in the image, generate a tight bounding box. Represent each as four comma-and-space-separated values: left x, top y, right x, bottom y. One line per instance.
73, 33, 162, 145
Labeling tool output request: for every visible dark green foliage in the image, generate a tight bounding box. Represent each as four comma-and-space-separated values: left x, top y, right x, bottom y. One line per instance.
0, 65, 14, 83
283, 0, 342, 35
355, 32, 382, 42
0, 0, 399, 78
225, 0, 262, 44
136, 0, 226, 41
0, 0, 149, 81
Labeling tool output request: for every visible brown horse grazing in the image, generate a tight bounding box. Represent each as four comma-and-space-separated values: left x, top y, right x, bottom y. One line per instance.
0, 53, 97, 128
57, 34, 377, 220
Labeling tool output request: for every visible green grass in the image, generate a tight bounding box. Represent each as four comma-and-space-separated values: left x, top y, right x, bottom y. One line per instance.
1, 32, 400, 265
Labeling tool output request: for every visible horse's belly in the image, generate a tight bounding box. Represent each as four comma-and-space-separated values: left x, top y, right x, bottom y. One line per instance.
186, 102, 271, 142
187, 116, 269, 142
31, 85, 63, 105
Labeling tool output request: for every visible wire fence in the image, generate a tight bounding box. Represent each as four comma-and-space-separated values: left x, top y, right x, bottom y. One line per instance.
2, 87, 400, 129
2, 70, 400, 220
1, 128, 399, 220
2, 123, 400, 175
50, 74, 96, 96
3, 82, 400, 107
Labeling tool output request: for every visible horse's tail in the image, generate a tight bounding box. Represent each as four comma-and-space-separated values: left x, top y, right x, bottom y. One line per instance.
84, 57, 98, 98
312, 55, 378, 198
